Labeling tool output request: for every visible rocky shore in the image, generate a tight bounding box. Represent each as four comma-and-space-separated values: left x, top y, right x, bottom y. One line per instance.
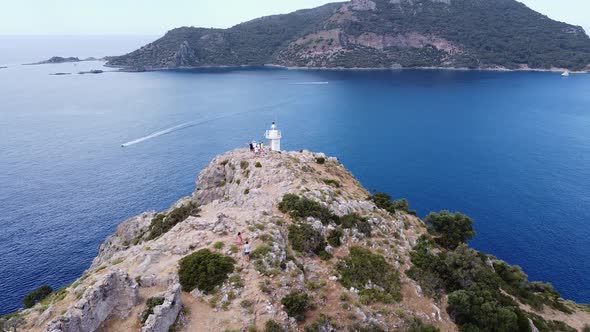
8, 149, 590, 332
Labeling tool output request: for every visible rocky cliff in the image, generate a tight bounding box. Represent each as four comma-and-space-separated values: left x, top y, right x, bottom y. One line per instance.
11, 149, 590, 331
107, 0, 590, 71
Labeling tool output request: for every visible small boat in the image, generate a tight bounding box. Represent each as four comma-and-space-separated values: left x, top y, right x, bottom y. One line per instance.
562, 71, 570, 77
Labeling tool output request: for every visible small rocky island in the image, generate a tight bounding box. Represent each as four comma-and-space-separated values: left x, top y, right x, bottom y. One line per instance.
5, 149, 590, 332
25, 56, 98, 66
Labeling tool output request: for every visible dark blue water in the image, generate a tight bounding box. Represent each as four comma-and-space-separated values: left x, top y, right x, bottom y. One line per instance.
1, 37, 590, 315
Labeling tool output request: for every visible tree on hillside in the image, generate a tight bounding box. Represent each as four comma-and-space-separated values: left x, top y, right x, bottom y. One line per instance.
424, 211, 475, 250
22, 285, 52, 308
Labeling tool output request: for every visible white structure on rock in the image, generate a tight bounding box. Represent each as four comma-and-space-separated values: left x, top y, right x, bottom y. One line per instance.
264, 122, 282, 151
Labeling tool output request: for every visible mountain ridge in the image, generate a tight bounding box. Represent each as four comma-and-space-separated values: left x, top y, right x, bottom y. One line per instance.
107, 0, 590, 72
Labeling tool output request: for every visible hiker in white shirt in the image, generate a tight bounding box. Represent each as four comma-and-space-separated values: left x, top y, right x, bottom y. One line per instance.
243, 241, 251, 261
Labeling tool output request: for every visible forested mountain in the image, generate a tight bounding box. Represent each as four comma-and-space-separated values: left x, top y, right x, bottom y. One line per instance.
107, 0, 590, 71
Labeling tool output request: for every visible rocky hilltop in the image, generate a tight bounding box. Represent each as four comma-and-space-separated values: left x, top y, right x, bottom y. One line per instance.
8, 149, 590, 332
107, 0, 590, 72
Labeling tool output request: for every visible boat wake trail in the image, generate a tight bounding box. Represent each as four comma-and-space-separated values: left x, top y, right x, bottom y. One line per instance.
120, 100, 293, 147
121, 122, 196, 147
290, 81, 329, 85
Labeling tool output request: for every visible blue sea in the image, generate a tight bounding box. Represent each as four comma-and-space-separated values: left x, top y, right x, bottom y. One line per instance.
1, 36, 590, 315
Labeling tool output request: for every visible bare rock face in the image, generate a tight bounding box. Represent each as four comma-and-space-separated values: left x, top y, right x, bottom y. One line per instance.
351, 0, 376, 11
174, 41, 196, 67
44, 270, 139, 332
90, 212, 154, 269
141, 283, 182, 332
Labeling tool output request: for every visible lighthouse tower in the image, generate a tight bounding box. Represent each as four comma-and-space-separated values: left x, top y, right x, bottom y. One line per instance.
264, 122, 282, 151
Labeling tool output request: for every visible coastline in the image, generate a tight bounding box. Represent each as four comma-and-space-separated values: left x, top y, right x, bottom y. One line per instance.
107, 62, 589, 74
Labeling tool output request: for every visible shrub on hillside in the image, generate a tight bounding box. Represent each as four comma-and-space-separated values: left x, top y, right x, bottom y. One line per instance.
528, 313, 577, 332
264, 320, 283, 332
23, 285, 53, 308
141, 296, 165, 323
336, 247, 401, 303
288, 223, 327, 256
278, 194, 338, 224
281, 291, 310, 320
315, 157, 325, 164
339, 213, 371, 236
327, 228, 343, 247
304, 314, 338, 332
424, 211, 475, 250
494, 261, 569, 312
250, 244, 271, 259
447, 287, 530, 332
407, 235, 574, 331
147, 202, 200, 240
178, 249, 235, 293
406, 317, 441, 332
369, 193, 416, 215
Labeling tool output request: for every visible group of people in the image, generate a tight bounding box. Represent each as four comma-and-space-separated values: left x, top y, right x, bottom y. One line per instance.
248, 141, 265, 154
235, 232, 251, 263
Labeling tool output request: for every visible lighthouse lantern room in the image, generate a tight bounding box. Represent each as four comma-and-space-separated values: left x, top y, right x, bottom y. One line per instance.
264, 122, 282, 152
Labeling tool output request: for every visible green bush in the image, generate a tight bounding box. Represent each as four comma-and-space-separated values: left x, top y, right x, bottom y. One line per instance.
178, 249, 235, 293
240, 299, 254, 314
240, 160, 249, 169
148, 202, 200, 240
327, 228, 343, 247
406, 317, 441, 332
424, 211, 475, 250
339, 213, 371, 236
528, 313, 576, 332
264, 320, 283, 332
23, 285, 53, 308
141, 297, 165, 323
251, 244, 271, 259
447, 287, 530, 332
304, 314, 337, 332
281, 291, 309, 320
336, 247, 401, 303
407, 235, 572, 331
288, 223, 326, 255
255, 161, 262, 168
322, 178, 341, 188
278, 194, 338, 224
315, 157, 325, 164
369, 193, 415, 214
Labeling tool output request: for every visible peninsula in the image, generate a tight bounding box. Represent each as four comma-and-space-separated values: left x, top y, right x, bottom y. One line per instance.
107, 0, 590, 72
4, 148, 589, 332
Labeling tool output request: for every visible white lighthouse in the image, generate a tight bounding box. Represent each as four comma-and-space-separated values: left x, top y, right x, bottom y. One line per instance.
264, 122, 282, 151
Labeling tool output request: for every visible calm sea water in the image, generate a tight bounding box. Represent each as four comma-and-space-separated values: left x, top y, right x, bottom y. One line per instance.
1, 36, 590, 314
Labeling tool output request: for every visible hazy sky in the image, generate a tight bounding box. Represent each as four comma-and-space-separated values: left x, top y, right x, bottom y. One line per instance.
0, 0, 588, 36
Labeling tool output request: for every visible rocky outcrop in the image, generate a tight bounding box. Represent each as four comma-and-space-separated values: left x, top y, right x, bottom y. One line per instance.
350, 0, 376, 11
13, 148, 589, 332
175, 41, 197, 67
90, 212, 154, 268
44, 270, 139, 332
141, 284, 182, 332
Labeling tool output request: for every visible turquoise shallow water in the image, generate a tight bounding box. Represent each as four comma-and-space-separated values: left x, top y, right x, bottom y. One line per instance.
1, 37, 590, 314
